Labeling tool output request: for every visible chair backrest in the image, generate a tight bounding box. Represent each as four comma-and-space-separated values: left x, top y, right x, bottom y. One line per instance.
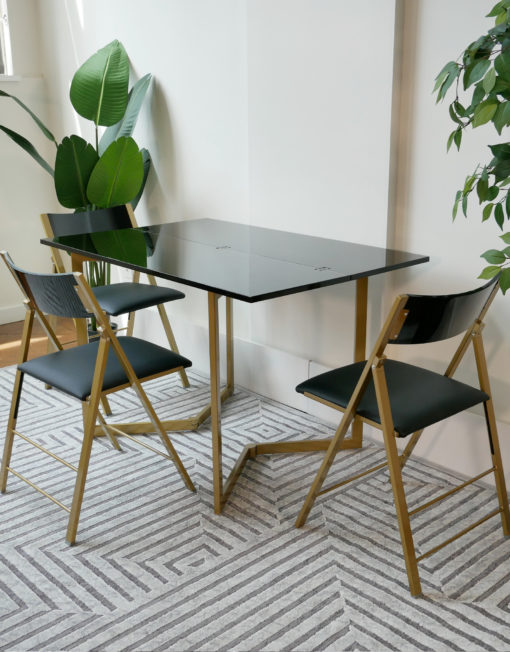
43, 205, 134, 238
1, 251, 91, 319
392, 276, 499, 345
40, 204, 138, 274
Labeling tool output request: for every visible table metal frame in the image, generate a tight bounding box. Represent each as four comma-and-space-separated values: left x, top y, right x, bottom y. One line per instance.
42, 220, 426, 515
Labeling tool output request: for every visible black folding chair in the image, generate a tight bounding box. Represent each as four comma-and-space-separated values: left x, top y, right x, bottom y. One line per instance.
40, 204, 189, 389
295, 276, 510, 596
0, 251, 195, 545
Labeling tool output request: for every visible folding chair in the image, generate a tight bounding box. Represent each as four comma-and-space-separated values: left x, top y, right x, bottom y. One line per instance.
295, 276, 510, 596
40, 204, 189, 389
0, 251, 195, 545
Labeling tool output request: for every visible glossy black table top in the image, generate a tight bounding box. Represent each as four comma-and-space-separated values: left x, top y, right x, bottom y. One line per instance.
41, 218, 429, 303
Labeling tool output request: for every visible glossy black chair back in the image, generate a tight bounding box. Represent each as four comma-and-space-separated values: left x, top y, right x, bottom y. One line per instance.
45, 205, 133, 237
295, 275, 510, 597
394, 276, 499, 344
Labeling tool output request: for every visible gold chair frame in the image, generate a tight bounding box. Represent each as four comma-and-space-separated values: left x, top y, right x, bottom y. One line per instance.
40, 203, 189, 390
295, 283, 510, 596
0, 253, 195, 544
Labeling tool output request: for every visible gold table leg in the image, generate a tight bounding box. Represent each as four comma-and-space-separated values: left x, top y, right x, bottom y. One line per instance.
209, 292, 223, 513
94, 280, 370, 513
350, 277, 368, 448
212, 280, 369, 512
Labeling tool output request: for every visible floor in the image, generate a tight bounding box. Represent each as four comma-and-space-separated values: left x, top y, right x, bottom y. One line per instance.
0, 318, 77, 367
0, 366, 509, 651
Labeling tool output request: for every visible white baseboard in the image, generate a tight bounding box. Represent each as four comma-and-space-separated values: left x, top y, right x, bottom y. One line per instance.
0, 304, 26, 325
136, 309, 510, 487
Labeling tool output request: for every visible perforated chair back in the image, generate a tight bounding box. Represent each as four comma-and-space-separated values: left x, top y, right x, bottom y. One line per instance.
45, 205, 133, 238
3, 252, 91, 319
393, 275, 499, 344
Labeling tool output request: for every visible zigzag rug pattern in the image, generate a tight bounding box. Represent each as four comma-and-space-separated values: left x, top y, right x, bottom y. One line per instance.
0, 366, 509, 651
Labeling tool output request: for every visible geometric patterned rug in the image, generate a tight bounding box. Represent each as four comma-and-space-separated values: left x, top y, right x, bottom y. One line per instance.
0, 366, 509, 651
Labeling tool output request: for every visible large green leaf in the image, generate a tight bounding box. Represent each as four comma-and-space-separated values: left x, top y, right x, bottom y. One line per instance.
495, 51, 510, 83
490, 143, 510, 159
99, 74, 152, 155
54, 135, 99, 208
86, 137, 143, 208
472, 99, 498, 126
500, 267, 510, 293
463, 58, 491, 89
0, 90, 57, 144
130, 148, 151, 209
70, 40, 129, 126
0, 125, 54, 175
493, 100, 510, 132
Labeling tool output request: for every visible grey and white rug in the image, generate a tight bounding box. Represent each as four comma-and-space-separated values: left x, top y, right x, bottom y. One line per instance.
0, 366, 509, 651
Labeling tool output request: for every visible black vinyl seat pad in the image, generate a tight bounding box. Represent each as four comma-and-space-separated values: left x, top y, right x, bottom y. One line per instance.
296, 359, 488, 437
19, 336, 192, 401
92, 283, 185, 316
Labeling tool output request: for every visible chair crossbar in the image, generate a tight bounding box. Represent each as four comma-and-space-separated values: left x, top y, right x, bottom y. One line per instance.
318, 460, 389, 496
408, 467, 496, 517
13, 430, 78, 471
104, 423, 175, 461
416, 507, 502, 562
7, 467, 71, 513
95, 410, 122, 450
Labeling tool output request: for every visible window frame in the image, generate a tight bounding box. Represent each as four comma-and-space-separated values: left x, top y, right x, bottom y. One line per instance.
0, 0, 13, 77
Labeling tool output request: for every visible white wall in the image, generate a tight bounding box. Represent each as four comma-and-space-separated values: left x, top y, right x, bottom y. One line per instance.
30, 0, 397, 364
0, 0, 57, 324
246, 0, 396, 363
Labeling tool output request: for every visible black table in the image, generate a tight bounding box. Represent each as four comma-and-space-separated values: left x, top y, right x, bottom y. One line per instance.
42, 218, 429, 512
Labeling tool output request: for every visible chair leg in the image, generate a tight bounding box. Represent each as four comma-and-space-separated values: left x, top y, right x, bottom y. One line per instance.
44, 314, 59, 390
66, 401, 99, 545
399, 429, 424, 471
126, 311, 135, 337
483, 402, 510, 535
472, 333, 510, 535
66, 338, 109, 545
100, 395, 113, 416
295, 407, 356, 527
156, 303, 190, 388
373, 363, 421, 596
134, 380, 195, 492
0, 371, 24, 493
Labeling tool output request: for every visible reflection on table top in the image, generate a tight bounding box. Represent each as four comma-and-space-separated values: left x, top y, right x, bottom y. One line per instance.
42, 218, 429, 303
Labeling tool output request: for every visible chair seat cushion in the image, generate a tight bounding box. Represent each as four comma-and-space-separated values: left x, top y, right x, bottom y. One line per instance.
92, 282, 185, 316
296, 359, 489, 437
19, 336, 192, 401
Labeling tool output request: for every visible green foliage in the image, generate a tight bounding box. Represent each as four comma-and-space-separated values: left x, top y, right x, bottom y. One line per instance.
70, 40, 129, 127
0, 125, 54, 176
0, 40, 151, 210
436, 1, 510, 290
0, 90, 57, 144
86, 137, 143, 207
98, 73, 152, 155
54, 136, 99, 208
